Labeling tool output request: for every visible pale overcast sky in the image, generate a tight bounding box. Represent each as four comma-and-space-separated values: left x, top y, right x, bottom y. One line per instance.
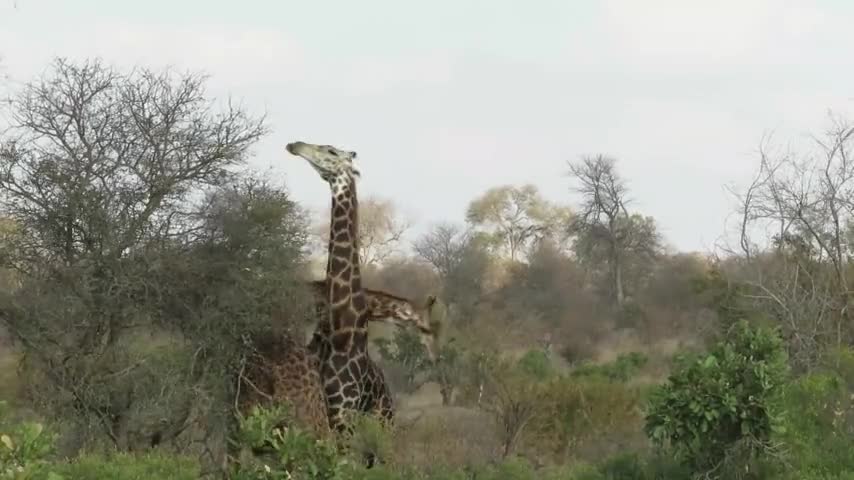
2, 0, 854, 253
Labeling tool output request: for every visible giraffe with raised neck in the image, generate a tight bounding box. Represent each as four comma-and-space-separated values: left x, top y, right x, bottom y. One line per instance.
285, 140, 394, 439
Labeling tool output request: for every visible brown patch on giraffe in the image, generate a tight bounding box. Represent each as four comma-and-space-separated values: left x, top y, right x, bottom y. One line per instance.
237, 333, 331, 438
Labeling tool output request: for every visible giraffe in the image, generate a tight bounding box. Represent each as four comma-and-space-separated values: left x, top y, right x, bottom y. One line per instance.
285, 140, 394, 445
237, 331, 331, 437
237, 285, 438, 438
304, 279, 439, 363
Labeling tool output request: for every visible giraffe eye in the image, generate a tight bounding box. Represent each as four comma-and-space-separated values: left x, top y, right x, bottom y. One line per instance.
327, 149, 337, 156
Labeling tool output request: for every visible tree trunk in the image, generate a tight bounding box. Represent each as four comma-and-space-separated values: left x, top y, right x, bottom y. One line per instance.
614, 260, 625, 307
439, 379, 453, 406
610, 243, 625, 307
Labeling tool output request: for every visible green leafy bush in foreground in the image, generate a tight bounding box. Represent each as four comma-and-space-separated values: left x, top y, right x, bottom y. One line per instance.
644, 320, 789, 474
0, 401, 56, 478
31, 453, 199, 480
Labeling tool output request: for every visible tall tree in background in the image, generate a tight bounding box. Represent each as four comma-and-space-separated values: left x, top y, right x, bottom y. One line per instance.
465, 184, 570, 262
413, 222, 470, 279
568, 155, 661, 306
414, 222, 493, 321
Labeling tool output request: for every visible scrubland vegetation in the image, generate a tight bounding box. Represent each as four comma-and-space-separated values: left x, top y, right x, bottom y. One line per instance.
2, 58, 854, 479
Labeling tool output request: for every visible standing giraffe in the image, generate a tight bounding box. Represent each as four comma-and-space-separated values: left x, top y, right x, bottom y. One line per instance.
238, 332, 331, 437
237, 284, 438, 437
285, 140, 392, 441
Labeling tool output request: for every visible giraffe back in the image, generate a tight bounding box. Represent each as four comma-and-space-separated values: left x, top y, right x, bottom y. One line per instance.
238, 333, 331, 438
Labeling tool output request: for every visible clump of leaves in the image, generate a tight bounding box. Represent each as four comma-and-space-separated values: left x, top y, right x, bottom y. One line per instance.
644, 320, 789, 473
0, 401, 57, 478
231, 405, 345, 480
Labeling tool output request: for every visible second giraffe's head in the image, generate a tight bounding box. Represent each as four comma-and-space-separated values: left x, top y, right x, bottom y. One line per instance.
286, 141, 360, 188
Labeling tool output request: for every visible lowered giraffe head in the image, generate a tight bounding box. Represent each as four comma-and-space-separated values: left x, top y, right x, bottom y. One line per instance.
307, 280, 441, 362
286, 141, 360, 190
366, 289, 440, 362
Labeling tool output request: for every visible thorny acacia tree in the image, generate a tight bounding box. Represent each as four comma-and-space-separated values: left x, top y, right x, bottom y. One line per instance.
568, 155, 661, 307
0, 58, 311, 462
731, 117, 854, 367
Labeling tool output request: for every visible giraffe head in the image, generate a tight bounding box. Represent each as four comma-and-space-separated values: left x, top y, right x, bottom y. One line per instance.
306, 281, 441, 362
286, 141, 360, 190
366, 290, 440, 362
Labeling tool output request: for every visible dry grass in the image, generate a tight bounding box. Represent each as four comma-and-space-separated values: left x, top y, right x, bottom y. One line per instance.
390, 404, 499, 468
0, 345, 21, 405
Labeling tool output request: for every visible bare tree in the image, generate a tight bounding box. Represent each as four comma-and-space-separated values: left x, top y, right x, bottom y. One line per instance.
478, 358, 541, 459
412, 222, 469, 279
568, 155, 660, 306
729, 116, 854, 365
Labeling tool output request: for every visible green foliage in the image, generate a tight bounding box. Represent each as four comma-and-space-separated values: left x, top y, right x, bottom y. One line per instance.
531, 377, 643, 460
346, 414, 394, 467
0, 58, 313, 465
517, 349, 555, 381
773, 354, 854, 479
374, 329, 432, 393
644, 320, 789, 472
32, 452, 199, 480
428, 341, 465, 405
231, 405, 345, 480
571, 352, 648, 382
0, 402, 56, 478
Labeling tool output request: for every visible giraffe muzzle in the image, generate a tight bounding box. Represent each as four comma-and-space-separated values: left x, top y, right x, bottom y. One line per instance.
285, 142, 305, 155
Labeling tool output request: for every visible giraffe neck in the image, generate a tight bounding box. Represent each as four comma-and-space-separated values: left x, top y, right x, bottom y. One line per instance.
325, 176, 367, 351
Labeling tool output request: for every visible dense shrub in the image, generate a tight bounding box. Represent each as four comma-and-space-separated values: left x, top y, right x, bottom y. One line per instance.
644, 320, 789, 473
231, 405, 345, 480
517, 349, 555, 381
531, 378, 644, 461
771, 349, 854, 480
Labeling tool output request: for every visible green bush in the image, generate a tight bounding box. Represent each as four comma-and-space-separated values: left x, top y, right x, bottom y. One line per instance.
774, 366, 854, 480
571, 353, 648, 382
346, 414, 394, 467
230, 405, 345, 480
0, 401, 56, 478
531, 377, 643, 461
517, 349, 554, 381
375, 329, 432, 393
644, 320, 789, 473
